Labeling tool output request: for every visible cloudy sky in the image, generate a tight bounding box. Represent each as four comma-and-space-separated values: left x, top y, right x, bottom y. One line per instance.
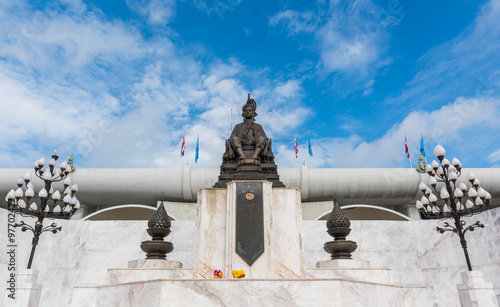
1, 0, 500, 169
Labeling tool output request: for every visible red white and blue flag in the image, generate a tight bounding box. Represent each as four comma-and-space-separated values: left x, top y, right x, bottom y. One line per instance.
294, 135, 298, 158
405, 135, 410, 158
181, 135, 185, 157
405, 134, 413, 168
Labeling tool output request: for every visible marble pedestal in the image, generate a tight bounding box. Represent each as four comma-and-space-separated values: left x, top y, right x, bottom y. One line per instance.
2, 269, 42, 307
107, 259, 188, 285
194, 181, 306, 279
72, 278, 427, 307
70, 181, 428, 306
457, 271, 499, 307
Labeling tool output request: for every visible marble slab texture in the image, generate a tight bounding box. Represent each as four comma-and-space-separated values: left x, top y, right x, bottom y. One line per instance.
457, 271, 499, 307
1, 206, 499, 306
2, 269, 41, 307
72, 279, 429, 307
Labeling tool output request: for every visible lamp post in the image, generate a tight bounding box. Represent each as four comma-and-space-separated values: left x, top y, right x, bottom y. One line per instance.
5, 151, 79, 269
416, 144, 491, 271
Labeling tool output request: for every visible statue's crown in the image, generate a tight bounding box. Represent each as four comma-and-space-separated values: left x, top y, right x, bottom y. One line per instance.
243, 93, 257, 111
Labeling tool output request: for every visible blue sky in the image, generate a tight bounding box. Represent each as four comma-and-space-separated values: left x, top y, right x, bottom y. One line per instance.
1, 0, 500, 169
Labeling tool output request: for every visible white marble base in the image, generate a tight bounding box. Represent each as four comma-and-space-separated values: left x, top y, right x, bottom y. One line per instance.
108, 268, 194, 285
306, 268, 393, 284
309, 259, 393, 284
194, 182, 306, 279
72, 278, 427, 307
2, 207, 500, 306
127, 259, 183, 269
457, 271, 499, 307
108, 259, 189, 285
2, 269, 42, 307
315, 259, 371, 269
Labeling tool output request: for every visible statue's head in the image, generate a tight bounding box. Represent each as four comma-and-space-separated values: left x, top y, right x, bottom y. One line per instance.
242, 93, 257, 119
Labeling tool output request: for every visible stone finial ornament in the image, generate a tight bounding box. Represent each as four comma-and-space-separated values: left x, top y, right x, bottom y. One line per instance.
323, 199, 358, 259
140, 200, 174, 259
147, 201, 171, 235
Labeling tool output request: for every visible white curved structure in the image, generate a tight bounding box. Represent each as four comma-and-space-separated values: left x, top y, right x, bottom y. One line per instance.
1, 165, 499, 218
315, 204, 413, 221
82, 204, 166, 221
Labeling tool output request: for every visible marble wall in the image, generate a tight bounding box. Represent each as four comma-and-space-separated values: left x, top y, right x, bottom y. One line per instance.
1, 207, 499, 306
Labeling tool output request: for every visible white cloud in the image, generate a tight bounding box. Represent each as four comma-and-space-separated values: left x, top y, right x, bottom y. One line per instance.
337, 115, 364, 133
56, 61, 308, 168
268, 0, 402, 96
126, 0, 176, 25
315, 0, 398, 75
0, 2, 311, 169
269, 10, 319, 35
386, 0, 500, 109
1, 3, 145, 72
269, 0, 400, 76
6, 0, 498, 173
274, 80, 301, 98
489, 149, 500, 163
192, 0, 244, 20
289, 97, 500, 169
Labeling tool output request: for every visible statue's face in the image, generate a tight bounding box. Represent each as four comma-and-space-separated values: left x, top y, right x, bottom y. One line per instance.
243, 106, 255, 118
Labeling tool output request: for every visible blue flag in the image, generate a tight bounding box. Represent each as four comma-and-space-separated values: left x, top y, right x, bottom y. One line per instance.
420, 135, 426, 158
308, 135, 313, 157
195, 135, 199, 163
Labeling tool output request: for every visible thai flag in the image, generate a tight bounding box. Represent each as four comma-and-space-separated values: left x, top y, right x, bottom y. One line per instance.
181, 135, 185, 157
294, 135, 298, 158
405, 135, 410, 158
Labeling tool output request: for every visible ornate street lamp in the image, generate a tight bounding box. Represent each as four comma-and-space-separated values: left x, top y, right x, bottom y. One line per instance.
5, 151, 79, 269
416, 144, 491, 271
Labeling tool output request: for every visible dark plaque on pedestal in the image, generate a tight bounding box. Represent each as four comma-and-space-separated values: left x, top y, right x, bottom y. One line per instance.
235, 182, 264, 266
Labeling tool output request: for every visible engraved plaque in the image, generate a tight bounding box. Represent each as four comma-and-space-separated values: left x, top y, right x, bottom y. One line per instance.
236, 182, 264, 266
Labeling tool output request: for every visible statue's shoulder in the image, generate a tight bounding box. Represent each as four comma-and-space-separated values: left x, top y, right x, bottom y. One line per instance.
253, 122, 265, 130
230, 123, 244, 137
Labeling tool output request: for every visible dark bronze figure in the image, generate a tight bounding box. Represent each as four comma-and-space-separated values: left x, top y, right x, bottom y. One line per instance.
213, 94, 284, 188
229, 94, 269, 160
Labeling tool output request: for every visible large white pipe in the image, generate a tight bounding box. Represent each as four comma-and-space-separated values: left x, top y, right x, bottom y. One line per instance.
1, 166, 499, 207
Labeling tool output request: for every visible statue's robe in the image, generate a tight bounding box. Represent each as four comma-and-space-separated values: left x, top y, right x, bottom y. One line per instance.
228, 121, 269, 158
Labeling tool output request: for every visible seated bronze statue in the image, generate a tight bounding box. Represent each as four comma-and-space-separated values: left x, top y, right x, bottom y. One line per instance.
224, 94, 274, 163
214, 94, 284, 188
